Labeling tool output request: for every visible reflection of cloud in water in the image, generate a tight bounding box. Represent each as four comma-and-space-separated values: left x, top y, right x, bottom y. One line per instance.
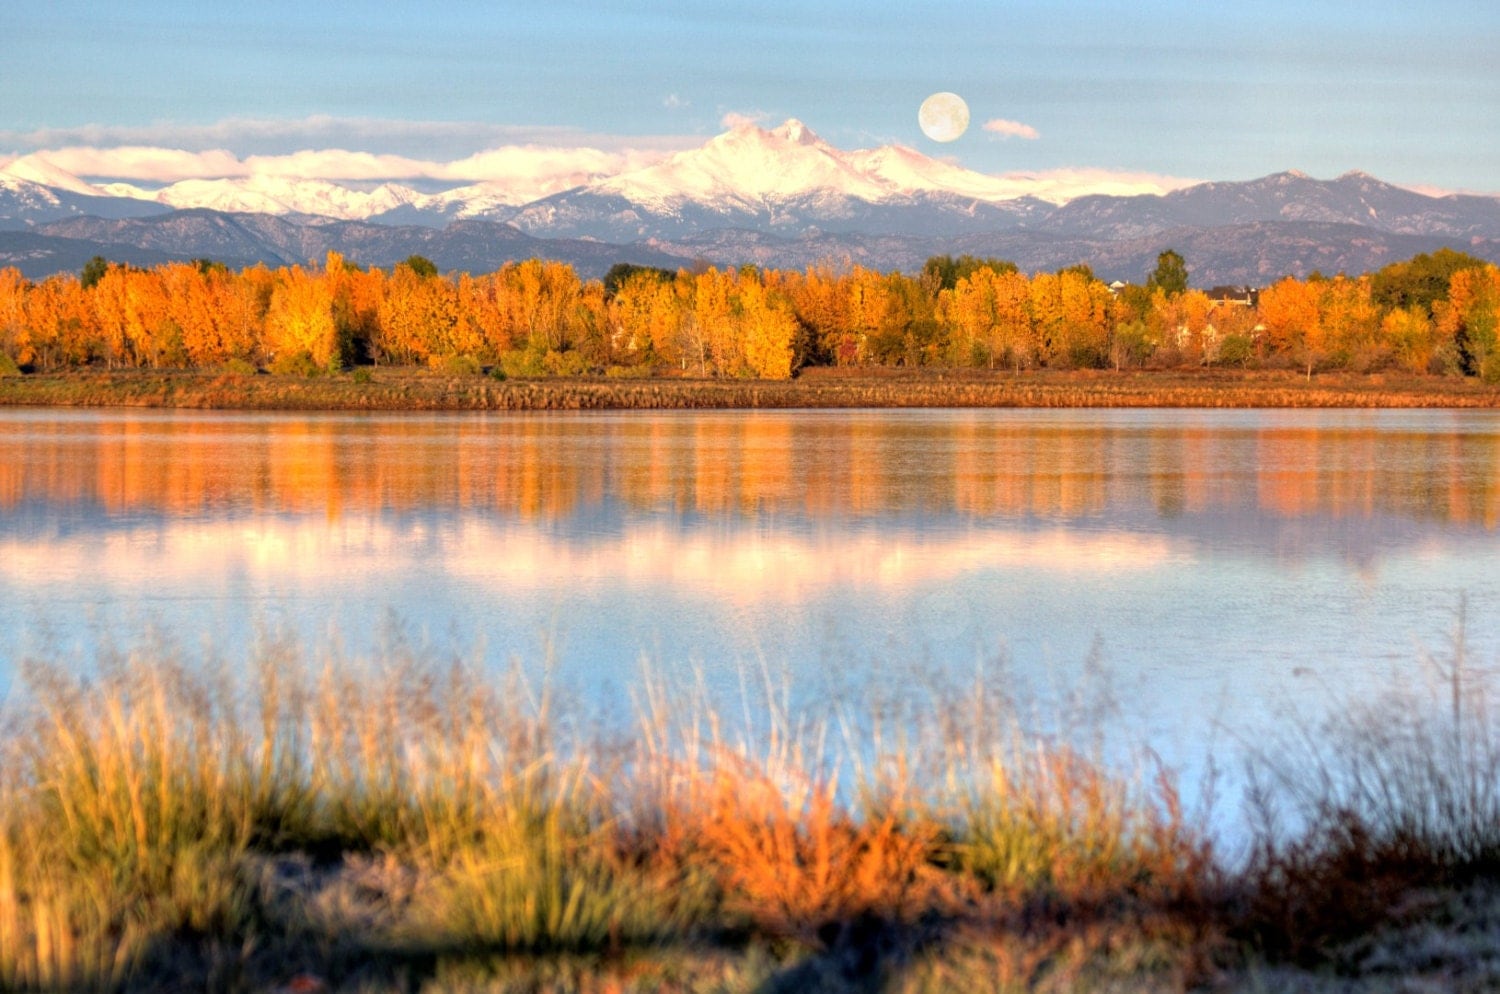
0, 516, 1188, 603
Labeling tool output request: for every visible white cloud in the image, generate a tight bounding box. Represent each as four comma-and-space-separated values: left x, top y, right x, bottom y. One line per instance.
720, 110, 770, 130
663, 94, 690, 110
23, 143, 674, 191
0, 115, 703, 193
0, 116, 698, 160
983, 119, 1041, 141
31, 146, 249, 183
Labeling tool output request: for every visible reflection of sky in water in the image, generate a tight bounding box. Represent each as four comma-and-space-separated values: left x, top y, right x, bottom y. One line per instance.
3, 408, 1500, 838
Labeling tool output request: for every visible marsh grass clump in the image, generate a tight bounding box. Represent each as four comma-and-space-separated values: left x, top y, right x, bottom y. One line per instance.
0, 646, 261, 990
0, 629, 631, 991
1235, 610, 1500, 964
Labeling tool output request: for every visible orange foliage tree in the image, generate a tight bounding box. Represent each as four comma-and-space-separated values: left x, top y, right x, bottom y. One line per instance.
263, 265, 341, 371
1257, 277, 1325, 377
4, 250, 1500, 381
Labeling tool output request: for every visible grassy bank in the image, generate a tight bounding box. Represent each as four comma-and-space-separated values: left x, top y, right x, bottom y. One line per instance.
3, 366, 1500, 411
5, 633, 1500, 992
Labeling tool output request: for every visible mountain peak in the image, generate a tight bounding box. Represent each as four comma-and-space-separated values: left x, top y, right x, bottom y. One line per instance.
771, 118, 819, 146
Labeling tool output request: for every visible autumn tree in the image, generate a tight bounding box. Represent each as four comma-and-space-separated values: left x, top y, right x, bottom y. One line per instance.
376, 262, 457, 365
684, 267, 738, 375
452, 271, 512, 360
1318, 276, 1382, 370
263, 265, 340, 372
836, 267, 889, 366
1381, 305, 1438, 374
776, 267, 849, 367
23, 274, 98, 368
608, 267, 680, 367
1147, 288, 1215, 365
940, 265, 1031, 369
90, 266, 176, 368
504, 258, 585, 355
0, 268, 28, 369
1437, 265, 1500, 380
738, 277, 798, 379
1258, 277, 1325, 377
156, 262, 226, 366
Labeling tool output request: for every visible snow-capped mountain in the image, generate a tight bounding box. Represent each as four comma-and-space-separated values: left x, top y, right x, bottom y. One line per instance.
597, 119, 911, 209
4, 120, 1178, 236
0, 157, 170, 228
3, 154, 108, 197
496, 119, 1058, 240
6, 118, 1500, 285
101, 176, 429, 222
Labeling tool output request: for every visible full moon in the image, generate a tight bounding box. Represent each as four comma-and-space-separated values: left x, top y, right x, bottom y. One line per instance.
918, 92, 969, 143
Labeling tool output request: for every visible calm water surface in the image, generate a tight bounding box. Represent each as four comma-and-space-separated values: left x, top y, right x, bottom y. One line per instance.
4, 407, 1500, 818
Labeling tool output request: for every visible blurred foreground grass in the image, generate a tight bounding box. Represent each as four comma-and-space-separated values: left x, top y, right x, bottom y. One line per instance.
4, 625, 1500, 992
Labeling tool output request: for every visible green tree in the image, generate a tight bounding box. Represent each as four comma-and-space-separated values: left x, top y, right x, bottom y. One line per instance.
603, 262, 674, 298
1145, 249, 1189, 298
400, 255, 438, 279
1371, 248, 1489, 315
80, 255, 110, 290
921, 254, 1018, 293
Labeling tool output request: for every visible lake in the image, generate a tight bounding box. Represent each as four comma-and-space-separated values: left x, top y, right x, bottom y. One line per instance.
3, 407, 1499, 828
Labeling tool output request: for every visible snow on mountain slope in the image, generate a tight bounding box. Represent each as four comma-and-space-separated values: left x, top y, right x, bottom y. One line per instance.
104, 176, 429, 220
844, 143, 1039, 202
591, 119, 1026, 210
0, 154, 106, 197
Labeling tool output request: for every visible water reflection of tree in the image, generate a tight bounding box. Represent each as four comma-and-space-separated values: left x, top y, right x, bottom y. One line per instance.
1, 413, 1498, 530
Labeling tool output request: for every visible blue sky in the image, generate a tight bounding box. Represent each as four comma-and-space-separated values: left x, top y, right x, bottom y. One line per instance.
3, 0, 1498, 194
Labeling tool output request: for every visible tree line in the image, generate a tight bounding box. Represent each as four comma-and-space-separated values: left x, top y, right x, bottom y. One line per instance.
1, 248, 1497, 381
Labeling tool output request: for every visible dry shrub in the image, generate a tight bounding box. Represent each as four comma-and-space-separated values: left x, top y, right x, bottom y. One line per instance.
663, 751, 950, 943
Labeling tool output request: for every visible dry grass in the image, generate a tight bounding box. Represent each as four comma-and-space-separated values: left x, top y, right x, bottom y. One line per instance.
1232, 608, 1500, 967
2, 366, 1499, 411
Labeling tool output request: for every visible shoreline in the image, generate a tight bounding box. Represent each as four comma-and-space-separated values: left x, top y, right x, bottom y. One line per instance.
4, 367, 1500, 411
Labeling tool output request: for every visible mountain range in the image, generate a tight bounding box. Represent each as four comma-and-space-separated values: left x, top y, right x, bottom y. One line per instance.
4, 119, 1500, 284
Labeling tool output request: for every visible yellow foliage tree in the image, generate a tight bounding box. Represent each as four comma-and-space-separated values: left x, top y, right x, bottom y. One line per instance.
941, 266, 1032, 369
263, 266, 339, 371
608, 269, 680, 367
1318, 276, 1382, 369
1381, 305, 1436, 374
738, 278, 798, 379
1436, 265, 1500, 380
